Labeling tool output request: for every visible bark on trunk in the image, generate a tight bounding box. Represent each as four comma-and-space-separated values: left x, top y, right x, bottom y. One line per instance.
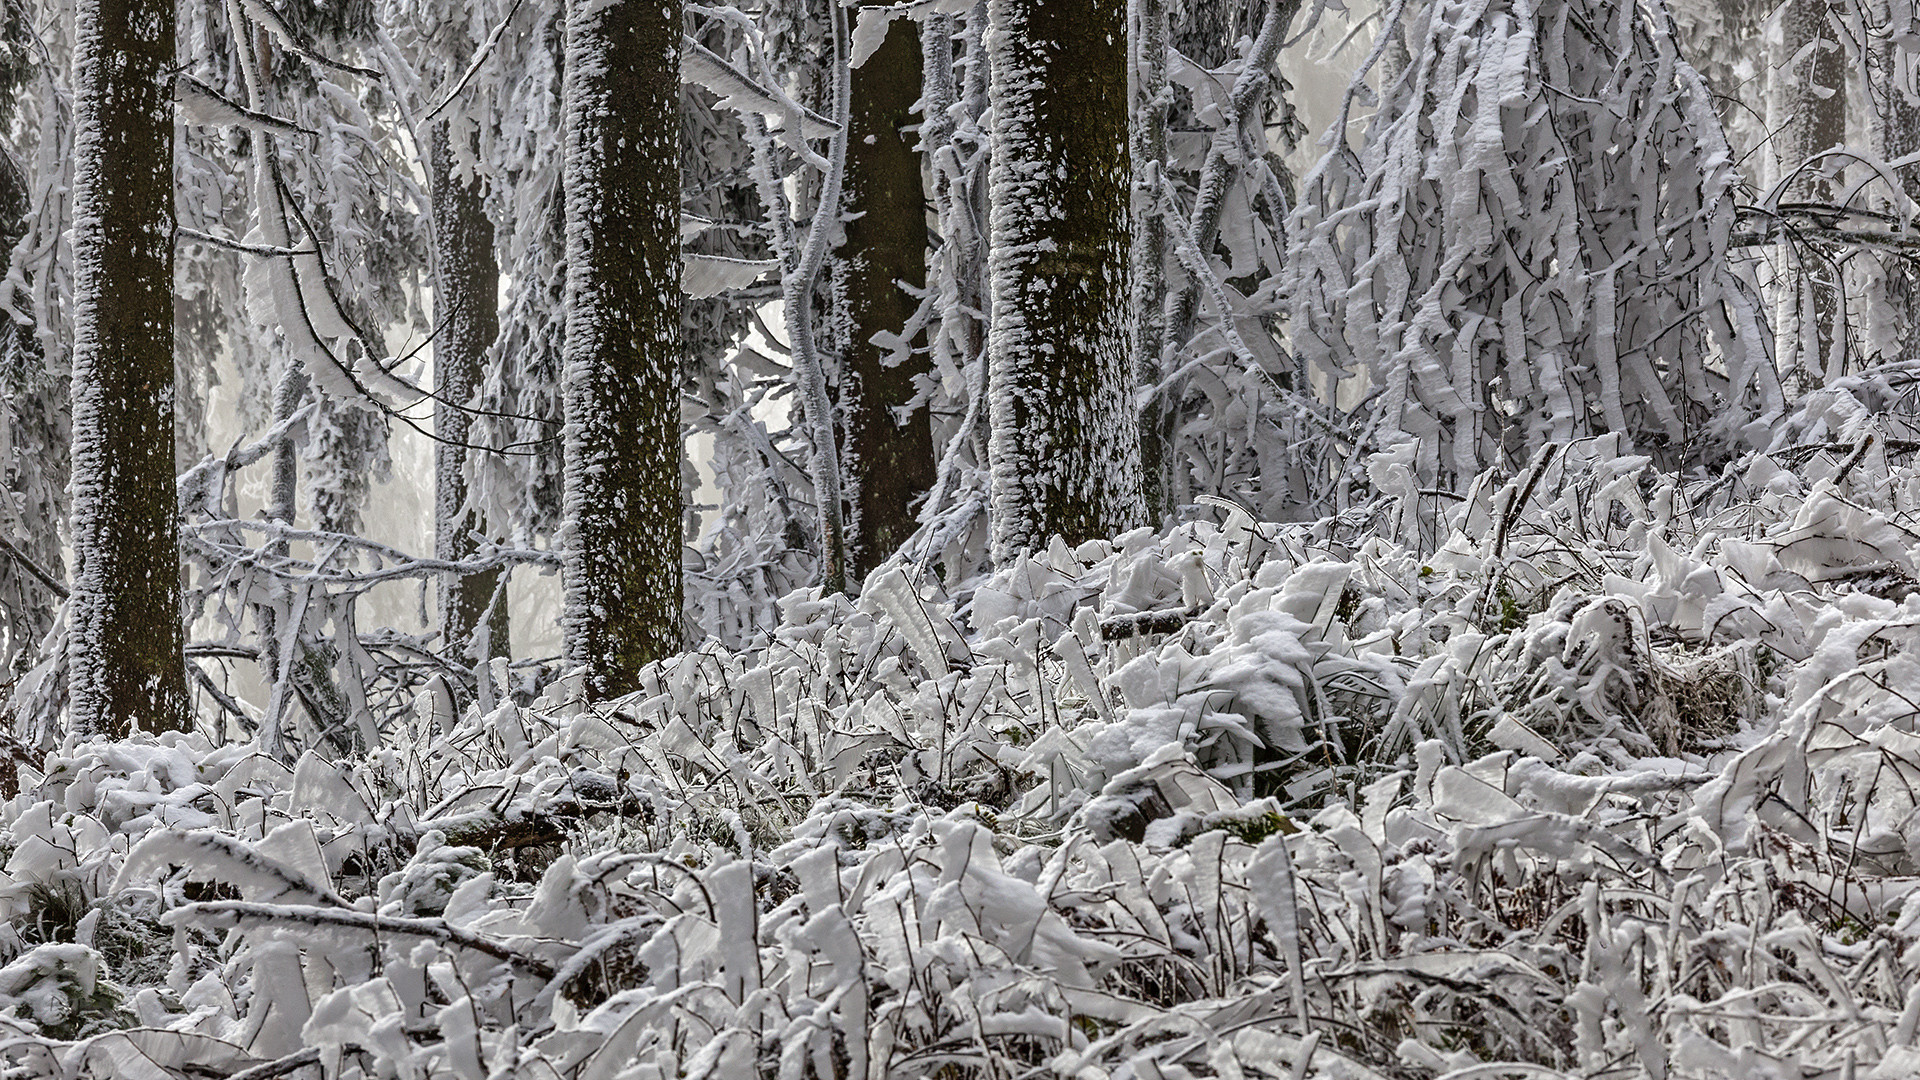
838, 13, 936, 580
1872, 1, 1920, 366
1133, 0, 1171, 522
1774, 0, 1847, 384
560, 0, 684, 700
430, 123, 508, 665
69, 0, 189, 735
985, 0, 1145, 562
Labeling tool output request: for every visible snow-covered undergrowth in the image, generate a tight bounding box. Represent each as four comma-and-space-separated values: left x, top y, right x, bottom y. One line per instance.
6, 419, 1920, 1077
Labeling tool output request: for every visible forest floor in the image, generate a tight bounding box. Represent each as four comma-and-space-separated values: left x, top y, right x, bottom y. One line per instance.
0, 429, 1917, 1078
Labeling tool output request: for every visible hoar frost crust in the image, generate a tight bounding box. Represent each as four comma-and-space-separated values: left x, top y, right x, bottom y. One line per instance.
985, 0, 1145, 563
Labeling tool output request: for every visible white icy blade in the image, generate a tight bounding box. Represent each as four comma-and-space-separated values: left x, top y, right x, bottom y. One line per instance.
682, 253, 779, 298
849, 0, 976, 68
681, 37, 839, 138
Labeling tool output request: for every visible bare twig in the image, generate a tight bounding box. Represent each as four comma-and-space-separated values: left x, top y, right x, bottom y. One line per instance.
1100, 607, 1199, 641
1774, 437, 1920, 466
170, 901, 558, 981
174, 224, 317, 259
0, 535, 66, 599
228, 1047, 324, 1080
1835, 434, 1876, 485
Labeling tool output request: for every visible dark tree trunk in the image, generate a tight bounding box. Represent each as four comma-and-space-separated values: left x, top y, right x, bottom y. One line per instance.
430, 123, 509, 665
838, 13, 936, 580
69, 0, 189, 735
560, 0, 683, 700
985, 0, 1145, 561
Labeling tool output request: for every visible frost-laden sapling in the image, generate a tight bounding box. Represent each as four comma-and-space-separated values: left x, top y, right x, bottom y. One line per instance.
731, 3, 855, 594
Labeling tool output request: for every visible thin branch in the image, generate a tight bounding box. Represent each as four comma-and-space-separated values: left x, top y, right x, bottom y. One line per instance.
174, 74, 318, 140
170, 900, 557, 980
174, 225, 317, 259
1731, 223, 1920, 257
227, 1048, 324, 1080
239, 0, 383, 79
182, 520, 559, 586
0, 536, 66, 599
422, 0, 527, 123
188, 659, 257, 728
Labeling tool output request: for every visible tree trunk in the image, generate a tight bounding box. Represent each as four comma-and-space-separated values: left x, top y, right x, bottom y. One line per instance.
561, 0, 683, 700
234, 15, 300, 702
1774, 0, 1847, 385
985, 0, 1145, 562
1871, 1, 1920, 366
1133, 0, 1171, 522
0, 0, 66, 679
68, 0, 189, 735
430, 123, 508, 666
838, 13, 936, 580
